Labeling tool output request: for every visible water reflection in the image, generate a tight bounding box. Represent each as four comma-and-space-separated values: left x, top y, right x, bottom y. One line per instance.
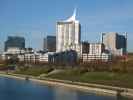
117, 94, 131, 100
53, 86, 78, 100
52, 86, 117, 100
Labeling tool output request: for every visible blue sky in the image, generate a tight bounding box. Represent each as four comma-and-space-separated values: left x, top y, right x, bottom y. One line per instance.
0, 0, 133, 52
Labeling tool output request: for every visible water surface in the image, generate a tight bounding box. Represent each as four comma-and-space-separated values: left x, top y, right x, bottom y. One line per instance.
0, 77, 117, 100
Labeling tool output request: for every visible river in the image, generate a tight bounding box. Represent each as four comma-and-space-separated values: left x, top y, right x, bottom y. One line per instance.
0, 76, 118, 100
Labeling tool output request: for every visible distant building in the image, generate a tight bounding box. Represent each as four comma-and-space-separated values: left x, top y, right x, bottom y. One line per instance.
36, 51, 54, 63
17, 48, 50, 64
80, 42, 90, 54
103, 32, 127, 56
56, 9, 81, 52
49, 50, 77, 66
80, 42, 111, 62
5, 47, 25, 55
2, 47, 51, 64
89, 43, 105, 55
5, 36, 25, 51
80, 42, 105, 55
44, 36, 56, 52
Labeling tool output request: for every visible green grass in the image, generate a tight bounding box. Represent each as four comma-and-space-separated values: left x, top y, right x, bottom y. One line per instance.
47, 69, 133, 88
14, 66, 133, 88
14, 66, 54, 76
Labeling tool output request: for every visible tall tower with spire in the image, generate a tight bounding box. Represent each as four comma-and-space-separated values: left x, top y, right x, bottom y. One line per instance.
56, 9, 81, 52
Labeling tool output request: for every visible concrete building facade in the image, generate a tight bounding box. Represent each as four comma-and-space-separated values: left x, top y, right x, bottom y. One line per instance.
103, 32, 127, 56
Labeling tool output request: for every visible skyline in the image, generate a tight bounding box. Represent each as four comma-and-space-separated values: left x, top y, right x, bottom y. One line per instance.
0, 0, 133, 52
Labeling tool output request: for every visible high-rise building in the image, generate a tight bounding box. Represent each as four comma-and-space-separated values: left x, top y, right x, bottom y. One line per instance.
5, 36, 25, 51
103, 32, 127, 56
44, 36, 56, 52
56, 9, 81, 52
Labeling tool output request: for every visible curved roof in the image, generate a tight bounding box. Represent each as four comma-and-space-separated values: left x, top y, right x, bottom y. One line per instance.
64, 8, 78, 22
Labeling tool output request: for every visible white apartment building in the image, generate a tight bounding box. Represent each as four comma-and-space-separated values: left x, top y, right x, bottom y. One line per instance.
2, 47, 25, 60
56, 9, 81, 52
80, 42, 111, 62
89, 43, 104, 55
5, 47, 25, 55
81, 53, 112, 62
2, 47, 51, 63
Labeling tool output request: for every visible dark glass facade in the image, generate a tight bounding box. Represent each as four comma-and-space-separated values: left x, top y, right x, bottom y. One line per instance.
5, 36, 25, 51
49, 50, 77, 66
81, 42, 90, 53
44, 36, 56, 52
116, 34, 127, 54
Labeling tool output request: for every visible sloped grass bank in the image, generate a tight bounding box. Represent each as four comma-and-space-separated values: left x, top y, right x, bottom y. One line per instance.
47, 69, 133, 89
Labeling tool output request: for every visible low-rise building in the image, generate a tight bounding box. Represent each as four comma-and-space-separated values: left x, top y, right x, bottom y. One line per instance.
81, 53, 112, 62
49, 50, 77, 66
2, 47, 51, 64
80, 42, 111, 62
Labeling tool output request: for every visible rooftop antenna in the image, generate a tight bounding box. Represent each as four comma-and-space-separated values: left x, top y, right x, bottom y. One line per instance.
101, 33, 106, 44
46, 32, 48, 38
27, 32, 31, 48
66, 7, 77, 21
0, 33, 2, 54
125, 32, 128, 55
73, 7, 77, 20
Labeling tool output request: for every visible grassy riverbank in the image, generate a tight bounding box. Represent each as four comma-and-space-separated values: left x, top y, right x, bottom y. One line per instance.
13, 67, 133, 89
47, 69, 133, 89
